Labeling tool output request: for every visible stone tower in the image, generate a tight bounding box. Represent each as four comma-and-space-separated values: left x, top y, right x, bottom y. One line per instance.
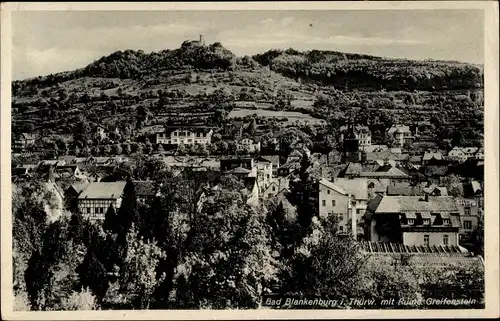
342, 111, 361, 163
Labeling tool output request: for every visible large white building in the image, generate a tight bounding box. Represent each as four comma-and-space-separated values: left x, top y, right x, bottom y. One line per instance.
236, 137, 261, 153
155, 126, 213, 146
340, 125, 372, 148
448, 146, 484, 162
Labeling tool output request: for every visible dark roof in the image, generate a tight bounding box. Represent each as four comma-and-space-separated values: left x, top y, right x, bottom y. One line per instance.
342, 162, 363, 176
424, 165, 449, 177
386, 185, 422, 196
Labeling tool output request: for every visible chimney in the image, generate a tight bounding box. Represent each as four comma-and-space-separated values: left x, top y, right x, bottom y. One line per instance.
199, 34, 204, 45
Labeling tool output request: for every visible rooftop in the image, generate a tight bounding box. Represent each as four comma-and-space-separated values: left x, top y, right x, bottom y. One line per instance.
78, 181, 127, 200
372, 195, 459, 213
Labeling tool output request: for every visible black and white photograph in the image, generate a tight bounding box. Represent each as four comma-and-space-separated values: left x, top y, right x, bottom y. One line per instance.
1, 1, 499, 319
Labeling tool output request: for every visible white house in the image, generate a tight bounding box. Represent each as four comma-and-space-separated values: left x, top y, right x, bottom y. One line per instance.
387, 125, 412, 148
155, 126, 213, 146
340, 125, 372, 148
236, 137, 261, 153
448, 146, 482, 162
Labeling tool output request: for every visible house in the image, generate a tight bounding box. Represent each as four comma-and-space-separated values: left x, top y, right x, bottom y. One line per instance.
77, 181, 127, 221
14, 133, 36, 151
364, 194, 461, 246
54, 165, 86, 181
386, 184, 423, 196
223, 121, 247, 139
133, 180, 157, 203
423, 184, 448, 196
92, 125, 108, 142
155, 126, 213, 146
422, 151, 444, 164
387, 125, 413, 148
340, 125, 372, 148
220, 157, 255, 174
255, 157, 274, 194
362, 145, 389, 153
12, 164, 37, 179
359, 164, 411, 183
263, 177, 290, 199
236, 137, 261, 153
455, 197, 480, 242
327, 149, 342, 164
65, 182, 91, 210
242, 177, 260, 206
260, 155, 280, 176
331, 177, 370, 218
364, 150, 408, 166
448, 146, 481, 162
318, 179, 351, 233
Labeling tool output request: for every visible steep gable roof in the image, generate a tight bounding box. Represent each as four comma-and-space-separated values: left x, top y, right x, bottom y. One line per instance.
332, 177, 369, 200
319, 179, 348, 196
78, 181, 127, 200
374, 196, 459, 213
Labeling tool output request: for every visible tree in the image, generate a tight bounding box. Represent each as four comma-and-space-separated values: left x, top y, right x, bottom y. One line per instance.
59, 288, 98, 311
287, 155, 318, 240
103, 204, 118, 234
117, 227, 166, 309
281, 217, 369, 304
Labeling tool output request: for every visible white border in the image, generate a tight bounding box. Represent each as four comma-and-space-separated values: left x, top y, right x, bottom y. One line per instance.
1, 2, 499, 320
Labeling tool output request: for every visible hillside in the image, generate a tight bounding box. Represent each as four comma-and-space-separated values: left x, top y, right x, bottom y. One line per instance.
11, 41, 484, 152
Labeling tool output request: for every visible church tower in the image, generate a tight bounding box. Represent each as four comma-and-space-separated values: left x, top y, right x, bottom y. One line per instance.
342, 111, 361, 163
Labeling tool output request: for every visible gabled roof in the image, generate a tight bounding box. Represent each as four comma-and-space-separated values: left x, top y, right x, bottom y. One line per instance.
387, 184, 422, 196
388, 125, 411, 134
373, 196, 459, 213
423, 152, 443, 161
288, 150, 303, 158
227, 167, 252, 174
68, 182, 91, 195
332, 177, 369, 200
260, 155, 280, 167
319, 179, 348, 196
78, 181, 127, 200
342, 162, 363, 176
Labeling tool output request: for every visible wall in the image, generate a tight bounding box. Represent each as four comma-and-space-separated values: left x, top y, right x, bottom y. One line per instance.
403, 232, 458, 246
318, 183, 349, 231
78, 198, 120, 221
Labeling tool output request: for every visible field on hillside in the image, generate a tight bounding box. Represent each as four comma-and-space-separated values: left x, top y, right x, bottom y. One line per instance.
228, 108, 326, 125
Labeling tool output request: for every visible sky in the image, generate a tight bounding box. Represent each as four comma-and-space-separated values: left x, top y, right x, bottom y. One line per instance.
12, 10, 484, 80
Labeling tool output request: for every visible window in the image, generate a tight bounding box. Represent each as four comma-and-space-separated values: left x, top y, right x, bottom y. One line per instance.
339, 225, 344, 232
423, 219, 431, 225
332, 200, 336, 206
327, 189, 330, 195
408, 219, 415, 225
86, 208, 91, 214
188, 139, 192, 143
464, 207, 471, 216
463, 220, 472, 229
443, 235, 449, 246
272, 186, 276, 192
424, 235, 430, 246
322, 200, 326, 206
267, 174, 270, 179
339, 213, 344, 221
443, 218, 450, 226
356, 209, 362, 214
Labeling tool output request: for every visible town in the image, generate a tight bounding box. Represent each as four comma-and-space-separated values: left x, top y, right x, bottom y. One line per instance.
11, 36, 485, 311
